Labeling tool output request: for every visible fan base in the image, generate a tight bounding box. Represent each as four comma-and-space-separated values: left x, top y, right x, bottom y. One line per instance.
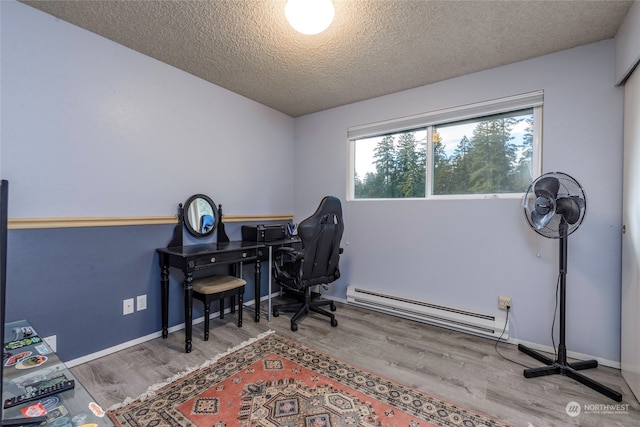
518, 344, 622, 402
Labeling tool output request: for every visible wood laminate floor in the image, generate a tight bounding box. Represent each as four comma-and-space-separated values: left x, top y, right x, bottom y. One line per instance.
71, 301, 640, 427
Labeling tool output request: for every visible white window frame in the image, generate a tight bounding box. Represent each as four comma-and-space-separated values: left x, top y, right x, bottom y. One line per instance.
347, 91, 543, 201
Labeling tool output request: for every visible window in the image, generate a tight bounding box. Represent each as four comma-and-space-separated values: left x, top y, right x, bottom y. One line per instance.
348, 92, 542, 200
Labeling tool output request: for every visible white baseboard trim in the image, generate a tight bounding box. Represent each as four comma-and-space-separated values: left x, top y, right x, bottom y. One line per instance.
66, 320, 194, 368
344, 300, 621, 369
66, 295, 620, 371
65, 295, 268, 368
320, 294, 347, 304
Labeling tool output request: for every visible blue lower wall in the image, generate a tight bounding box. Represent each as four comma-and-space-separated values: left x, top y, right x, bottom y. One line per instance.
5, 223, 268, 361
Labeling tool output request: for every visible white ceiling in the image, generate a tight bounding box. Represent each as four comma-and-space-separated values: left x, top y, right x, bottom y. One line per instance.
22, 0, 634, 117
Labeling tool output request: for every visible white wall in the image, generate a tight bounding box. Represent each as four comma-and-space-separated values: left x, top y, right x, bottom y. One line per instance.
294, 40, 624, 363
0, 1, 626, 364
1, 1, 295, 218
615, 1, 640, 84
618, 0, 640, 399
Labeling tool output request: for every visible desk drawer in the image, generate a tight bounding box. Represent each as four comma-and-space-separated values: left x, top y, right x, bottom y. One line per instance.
192, 248, 260, 270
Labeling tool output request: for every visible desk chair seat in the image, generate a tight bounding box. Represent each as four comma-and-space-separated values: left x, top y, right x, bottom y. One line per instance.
192, 275, 246, 341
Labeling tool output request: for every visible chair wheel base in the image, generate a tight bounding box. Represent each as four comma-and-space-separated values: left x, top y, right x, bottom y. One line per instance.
272, 298, 339, 331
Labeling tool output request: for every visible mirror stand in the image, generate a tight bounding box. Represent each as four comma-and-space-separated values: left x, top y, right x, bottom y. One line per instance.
183, 194, 218, 238
167, 203, 184, 247
167, 195, 220, 247
217, 204, 229, 243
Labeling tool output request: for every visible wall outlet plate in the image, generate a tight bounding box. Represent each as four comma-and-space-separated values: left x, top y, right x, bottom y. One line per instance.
137, 294, 147, 311
123, 298, 134, 315
43, 335, 57, 353
498, 296, 512, 311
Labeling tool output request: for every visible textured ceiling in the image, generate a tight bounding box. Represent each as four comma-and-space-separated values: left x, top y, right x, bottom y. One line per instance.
22, 0, 633, 117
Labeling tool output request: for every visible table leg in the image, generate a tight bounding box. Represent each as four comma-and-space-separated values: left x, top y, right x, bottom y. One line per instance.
268, 246, 272, 322
160, 263, 169, 339
184, 273, 193, 353
254, 259, 261, 322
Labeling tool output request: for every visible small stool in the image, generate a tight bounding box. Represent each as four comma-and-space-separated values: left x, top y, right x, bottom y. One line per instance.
192, 275, 246, 341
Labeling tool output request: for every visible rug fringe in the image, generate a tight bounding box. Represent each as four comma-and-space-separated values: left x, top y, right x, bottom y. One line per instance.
107, 330, 275, 411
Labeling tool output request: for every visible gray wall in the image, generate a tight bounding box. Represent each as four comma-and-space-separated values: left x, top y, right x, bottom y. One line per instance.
293, 40, 624, 364
0, 1, 632, 366
5, 223, 265, 362
1, 1, 295, 218
0, 1, 294, 361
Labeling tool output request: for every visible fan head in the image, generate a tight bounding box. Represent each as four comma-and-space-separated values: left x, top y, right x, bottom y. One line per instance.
523, 172, 586, 238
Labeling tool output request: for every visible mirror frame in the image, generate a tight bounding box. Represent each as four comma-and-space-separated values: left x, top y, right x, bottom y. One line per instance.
183, 194, 219, 238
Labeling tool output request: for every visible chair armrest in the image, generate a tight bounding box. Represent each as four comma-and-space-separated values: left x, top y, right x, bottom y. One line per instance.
274, 246, 303, 262
274, 246, 296, 255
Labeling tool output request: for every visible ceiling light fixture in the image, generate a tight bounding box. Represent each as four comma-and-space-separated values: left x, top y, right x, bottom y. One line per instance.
285, 0, 335, 35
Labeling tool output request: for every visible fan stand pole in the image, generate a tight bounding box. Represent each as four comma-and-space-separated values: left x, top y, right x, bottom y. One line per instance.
517, 230, 623, 402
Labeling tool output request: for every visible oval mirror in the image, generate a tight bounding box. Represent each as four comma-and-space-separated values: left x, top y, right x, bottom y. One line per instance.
183, 194, 218, 238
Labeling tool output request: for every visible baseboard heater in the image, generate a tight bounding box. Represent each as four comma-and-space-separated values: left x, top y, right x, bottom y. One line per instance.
346, 286, 507, 339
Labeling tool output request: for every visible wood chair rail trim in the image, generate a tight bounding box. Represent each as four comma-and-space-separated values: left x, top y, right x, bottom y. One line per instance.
9, 215, 294, 230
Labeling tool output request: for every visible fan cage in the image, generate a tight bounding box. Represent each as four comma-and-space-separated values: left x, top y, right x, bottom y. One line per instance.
522, 172, 586, 239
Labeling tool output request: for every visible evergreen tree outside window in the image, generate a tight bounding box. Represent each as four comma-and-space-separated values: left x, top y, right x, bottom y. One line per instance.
433, 109, 533, 195
349, 92, 542, 200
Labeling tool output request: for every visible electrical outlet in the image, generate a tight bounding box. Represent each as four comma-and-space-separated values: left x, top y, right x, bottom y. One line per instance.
123, 298, 134, 315
137, 294, 147, 311
43, 335, 57, 353
498, 296, 512, 311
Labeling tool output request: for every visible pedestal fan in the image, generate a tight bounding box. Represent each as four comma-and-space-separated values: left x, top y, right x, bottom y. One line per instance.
519, 172, 622, 402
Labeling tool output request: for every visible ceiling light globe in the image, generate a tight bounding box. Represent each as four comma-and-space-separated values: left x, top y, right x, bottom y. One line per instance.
285, 0, 335, 35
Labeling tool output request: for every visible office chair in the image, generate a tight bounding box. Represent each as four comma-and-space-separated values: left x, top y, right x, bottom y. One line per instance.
272, 196, 344, 331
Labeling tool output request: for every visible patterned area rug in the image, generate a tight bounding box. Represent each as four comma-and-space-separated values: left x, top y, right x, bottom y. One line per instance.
109, 331, 512, 427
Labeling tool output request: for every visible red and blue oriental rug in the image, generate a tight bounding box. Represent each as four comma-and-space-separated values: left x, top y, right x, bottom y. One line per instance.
108, 331, 511, 427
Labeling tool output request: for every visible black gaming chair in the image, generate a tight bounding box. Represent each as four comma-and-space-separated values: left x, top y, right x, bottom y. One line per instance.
272, 196, 344, 331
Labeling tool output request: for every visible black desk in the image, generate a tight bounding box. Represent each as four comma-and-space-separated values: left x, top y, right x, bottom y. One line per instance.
157, 241, 265, 353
